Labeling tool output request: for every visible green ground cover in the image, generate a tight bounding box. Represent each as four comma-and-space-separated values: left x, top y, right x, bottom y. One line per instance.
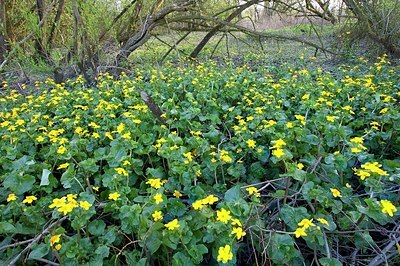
0, 54, 399, 265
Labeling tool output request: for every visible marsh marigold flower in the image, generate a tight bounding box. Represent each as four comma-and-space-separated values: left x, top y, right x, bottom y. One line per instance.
297, 218, 315, 229
380, 200, 397, 217
317, 218, 329, 226
153, 193, 163, 205
217, 245, 233, 263
216, 208, 232, 224
330, 188, 342, 198
165, 219, 179, 230
294, 227, 307, 238
152, 210, 163, 221
108, 192, 121, 201
246, 187, 260, 197
146, 178, 163, 189
231, 227, 246, 240
246, 139, 256, 149
23, 195, 37, 204
7, 193, 17, 202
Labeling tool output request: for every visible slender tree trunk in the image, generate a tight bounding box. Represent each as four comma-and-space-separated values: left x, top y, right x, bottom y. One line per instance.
35, 0, 48, 60
190, 0, 261, 58
47, 0, 64, 50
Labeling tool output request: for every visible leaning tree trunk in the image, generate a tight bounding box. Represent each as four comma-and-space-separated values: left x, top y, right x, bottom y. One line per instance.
115, 0, 194, 69
189, 0, 261, 58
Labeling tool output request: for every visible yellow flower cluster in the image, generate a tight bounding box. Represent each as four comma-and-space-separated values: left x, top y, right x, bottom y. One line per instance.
49, 194, 92, 215
192, 195, 219, 210
219, 150, 233, 163
270, 138, 286, 159
354, 161, 388, 180
349, 136, 367, 153
146, 178, 167, 189
294, 217, 329, 238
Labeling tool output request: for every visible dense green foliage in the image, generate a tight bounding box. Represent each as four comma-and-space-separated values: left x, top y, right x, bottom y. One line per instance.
0, 54, 399, 265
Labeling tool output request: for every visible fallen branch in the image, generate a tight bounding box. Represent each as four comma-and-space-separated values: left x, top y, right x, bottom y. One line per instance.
7, 216, 68, 265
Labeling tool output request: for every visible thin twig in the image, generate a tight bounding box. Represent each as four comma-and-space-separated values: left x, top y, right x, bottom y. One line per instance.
8, 216, 68, 265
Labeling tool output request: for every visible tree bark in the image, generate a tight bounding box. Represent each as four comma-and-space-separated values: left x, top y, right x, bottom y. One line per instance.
47, 0, 64, 50
35, 0, 48, 60
190, 0, 261, 58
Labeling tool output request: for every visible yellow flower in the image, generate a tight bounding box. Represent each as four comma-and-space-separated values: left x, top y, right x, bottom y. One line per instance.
351, 147, 362, 153
115, 167, 128, 177
123, 160, 131, 166
231, 218, 242, 227
7, 193, 17, 202
146, 178, 163, 189
326, 116, 335, 122
50, 234, 61, 246
106, 132, 113, 140
317, 218, 329, 226
330, 188, 342, 198
297, 218, 315, 229
270, 138, 286, 149
246, 187, 260, 197
231, 227, 246, 240
153, 193, 163, 205
297, 163, 304, 170
202, 195, 219, 205
350, 137, 364, 144
22, 195, 37, 204
294, 227, 307, 238
57, 202, 75, 215
173, 190, 182, 198
192, 200, 205, 210
286, 122, 293, 128
355, 170, 371, 180
57, 146, 66, 154
246, 139, 256, 149
361, 162, 388, 176
36, 135, 45, 142
165, 219, 180, 230
92, 186, 99, 192
345, 183, 351, 188
272, 148, 285, 158
122, 132, 131, 139
55, 244, 62, 250
152, 210, 163, 221
216, 208, 232, 224
49, 197, 66, 208
217, 245, 233, 263
79, 201, 92, 210
92, 132, 100, 139
57, 162, 70, 170
380, 200, 397, 217
108, 192, 121, 201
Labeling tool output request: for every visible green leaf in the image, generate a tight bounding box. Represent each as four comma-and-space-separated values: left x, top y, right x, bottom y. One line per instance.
95, 245, 110, 258
188, 244, 208, 264
172, 251, 195, 266
145, 231, 161, 254
280, 205, 308, 229
28, 243, 50, 260
319, 258, 342, 266
88, 220, 106, 236
224, 185, 241, 202
3, 174, 35, 194
40, 169, 51, 186
0, 221, 16, 234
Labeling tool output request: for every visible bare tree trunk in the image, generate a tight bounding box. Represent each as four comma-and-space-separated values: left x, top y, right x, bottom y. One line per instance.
47, 0, 64, 50
35, 0, 48, 60
190, 0, 261, 58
